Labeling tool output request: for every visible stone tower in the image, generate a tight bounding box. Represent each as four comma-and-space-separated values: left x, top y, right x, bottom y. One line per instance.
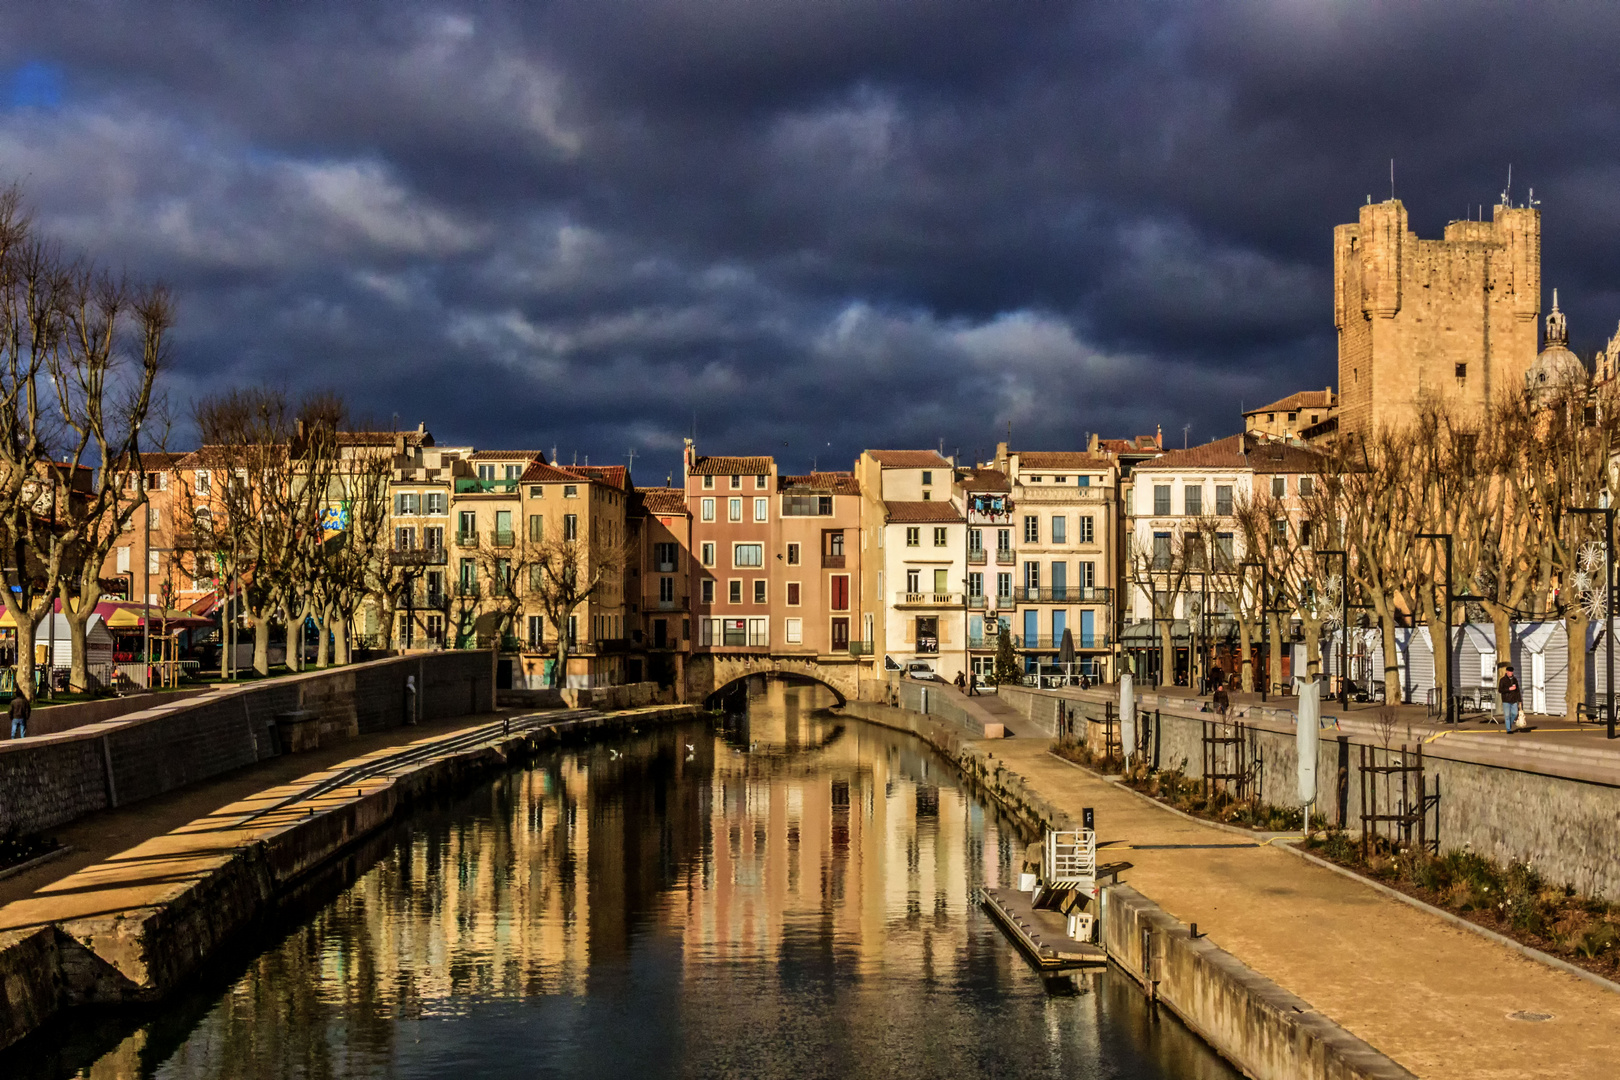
1334, 199, 1541, 435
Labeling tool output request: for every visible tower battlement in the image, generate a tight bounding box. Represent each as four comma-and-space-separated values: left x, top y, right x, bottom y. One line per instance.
1335, 199, 1541, 436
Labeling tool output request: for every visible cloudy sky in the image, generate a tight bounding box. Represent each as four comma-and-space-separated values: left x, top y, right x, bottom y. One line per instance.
1, 2, 1616, 481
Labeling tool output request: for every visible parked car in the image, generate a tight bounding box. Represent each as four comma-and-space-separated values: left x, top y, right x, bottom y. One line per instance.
905, 662, 939, 681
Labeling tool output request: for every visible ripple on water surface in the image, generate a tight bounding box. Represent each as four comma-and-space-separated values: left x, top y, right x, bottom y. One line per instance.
30, 684, 1238, 1080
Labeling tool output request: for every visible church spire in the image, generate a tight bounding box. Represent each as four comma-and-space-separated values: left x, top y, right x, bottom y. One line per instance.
1546, 288, 1568, 348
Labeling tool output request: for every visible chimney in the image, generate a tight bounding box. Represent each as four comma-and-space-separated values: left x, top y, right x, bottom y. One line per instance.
683, 437, 696, 484
1155, 424, 1163, 449
994, 441, 1009, 468
1087, 432, 1099, 454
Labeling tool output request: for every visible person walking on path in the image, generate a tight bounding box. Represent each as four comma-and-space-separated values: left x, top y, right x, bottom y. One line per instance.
9, 689, 30, 739
967, 670, 980, 696
954, 671, 966, 691
1498, 664, 1522, 733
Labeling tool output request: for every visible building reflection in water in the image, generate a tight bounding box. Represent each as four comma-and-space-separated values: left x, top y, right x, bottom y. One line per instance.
45, 681, 1234, 1080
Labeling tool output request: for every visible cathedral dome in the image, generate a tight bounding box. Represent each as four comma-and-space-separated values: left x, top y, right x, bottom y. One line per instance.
1528, 289, 1586, 393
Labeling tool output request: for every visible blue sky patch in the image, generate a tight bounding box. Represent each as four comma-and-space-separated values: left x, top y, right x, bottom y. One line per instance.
8, 60, 64, 109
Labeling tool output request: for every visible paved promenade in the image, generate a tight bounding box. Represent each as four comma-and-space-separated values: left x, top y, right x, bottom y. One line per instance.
985, 734, 1620, 1080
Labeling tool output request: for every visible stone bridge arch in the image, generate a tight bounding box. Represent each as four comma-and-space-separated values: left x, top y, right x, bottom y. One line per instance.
685, 654, 860, 707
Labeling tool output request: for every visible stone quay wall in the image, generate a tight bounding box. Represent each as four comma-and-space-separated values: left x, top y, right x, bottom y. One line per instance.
998, 683, 1620, 901
0, 651, 495, 838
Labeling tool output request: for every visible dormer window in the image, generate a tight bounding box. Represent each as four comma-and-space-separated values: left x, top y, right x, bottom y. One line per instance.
478, 464, 495, 481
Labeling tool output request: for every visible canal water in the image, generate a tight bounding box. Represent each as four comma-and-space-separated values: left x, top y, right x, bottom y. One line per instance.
24, 683, 1237, 1079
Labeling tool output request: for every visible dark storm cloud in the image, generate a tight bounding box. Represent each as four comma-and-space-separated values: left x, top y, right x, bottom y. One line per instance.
0, 1, 1617, 477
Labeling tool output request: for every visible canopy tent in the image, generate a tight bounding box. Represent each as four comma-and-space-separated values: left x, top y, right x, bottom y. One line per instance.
0, 597, 213, 631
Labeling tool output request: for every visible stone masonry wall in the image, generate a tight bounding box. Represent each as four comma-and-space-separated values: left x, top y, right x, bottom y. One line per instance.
1002, 684, 1620, 901
0, 650, 494, 838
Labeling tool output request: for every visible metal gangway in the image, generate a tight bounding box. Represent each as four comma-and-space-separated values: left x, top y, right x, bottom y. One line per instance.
1042, 829, 1097, 893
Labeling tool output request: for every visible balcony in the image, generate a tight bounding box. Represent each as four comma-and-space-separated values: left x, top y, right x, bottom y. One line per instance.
390, 546, 448, 567
456, 530, 480, 548
966, 594, 987, 610
916, 637, 939, 655
491, 530, 515, 549
848, 640, 875, 656
655, 560, 678, 573
454, 478, 519, 494
994, 548, 1015, 565
455, 581, 480, 599
821, 553, 846, 569
1014, 633, 1111, 650
894, 591, 963, 608
967, 549, 987, 565
1012, 586, 1113, 604
655, 596, 689, 612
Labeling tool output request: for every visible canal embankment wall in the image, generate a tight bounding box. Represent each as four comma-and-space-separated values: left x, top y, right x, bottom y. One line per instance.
0, 651, 496, 839
0, 702, 701, 1054
996, 684, 1620, 901
839, 698, 1415, 1080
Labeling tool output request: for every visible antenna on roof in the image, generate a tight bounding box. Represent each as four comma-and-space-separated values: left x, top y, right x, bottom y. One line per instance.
550, 445, 557, 463
1183, 423, 1191, 449
1390, 157, 1395, 200
627, 448, 637, 475
1501, 163, 1511, 207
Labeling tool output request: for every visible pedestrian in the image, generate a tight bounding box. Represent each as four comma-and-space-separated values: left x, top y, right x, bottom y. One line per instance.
404, 673, 418, 726
954, 670, 966, 691
9, 689, 29, 740
1211, 664, 1225, 692
1212, 684, 1230, 719
967, 669, 980, 696
1498, 664, 1522, 733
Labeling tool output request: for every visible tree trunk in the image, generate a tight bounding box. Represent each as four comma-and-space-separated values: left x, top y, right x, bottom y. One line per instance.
1238, 618, 1254, 692
253, 617, 270, 676
1566, 611, 1589, 725
13, 615, 37, 704
1488, 605, 1512, 691
554, 635, 570, 689
1157, 616, 1175, 688
315, 605, 331, 668
1303, 622, 1322, 678
60, 586, 100, 694
1380, 612, 1400, 703
333, 618, 349, 666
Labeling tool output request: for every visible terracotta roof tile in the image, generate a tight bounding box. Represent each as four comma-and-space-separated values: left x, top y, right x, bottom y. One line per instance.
959, 467, 1010, 492
637, 488, 689, 516
690, 455, 773, 476
885, 500, 965, 524
339, 430, 431, 447
780, 471, 861, 495
574, 464, 628, 490
1246, 389, 1336, 415
1134, 434, 1248, 471
1245, 435, 1326, 473
1016, 451, 1113, 471
520, 461, 589, 484
867, 449, 952, 468
471, 449, 545, 461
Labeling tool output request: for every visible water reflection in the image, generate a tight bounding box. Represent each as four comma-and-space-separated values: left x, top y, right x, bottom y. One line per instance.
32, 682, 1236, 1080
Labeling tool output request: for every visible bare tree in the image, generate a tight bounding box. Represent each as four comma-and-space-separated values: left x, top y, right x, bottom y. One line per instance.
1126, 527, 1196, 686
528, 534, 632, 688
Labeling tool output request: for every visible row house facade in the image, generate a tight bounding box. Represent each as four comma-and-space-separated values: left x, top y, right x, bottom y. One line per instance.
989, 446, 1120, 681
630, 487, 692, 688
855, 450, 968, 684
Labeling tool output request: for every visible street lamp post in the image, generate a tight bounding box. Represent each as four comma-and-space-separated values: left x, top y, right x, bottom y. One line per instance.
1567, 506, 1617, 740
1415, 533, 1455, 725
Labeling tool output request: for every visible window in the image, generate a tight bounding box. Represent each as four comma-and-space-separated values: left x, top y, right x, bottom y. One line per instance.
116, 546, 130, 573
702, 579, 715, 604
729, 580, 743, 604
395, 492, 420, 515
1152, 532, 1172, 568
730, 474, 741, 489
1300, 519, 1314, 547
195, 470, 211, 495
529, 514, 543, 541
1024, 515, 1039, 543
968, 528, 983, 554
1215, 485, 1233, 516
564, 484, 578, 498
997, 528, 1011, 554
921, 470, 933, 486
1024, 562, 1040, 593
787, 582, 801, 605
529, 564, 543, 592
529, 486, 544, 498
1078, 516, 1094, 544
968, 571, 983, 597
149, 506, 162, 528
1455, 362, 1467, 379
753, 580, 767, 604
703, 474, 715, 489
1184, 536, 1205, 571
659, 576, 675, 602
655, 542, 678, 570
701, 541, 716, 566
755, 474, 767, 489
564, 514, 578, 541
527, 615, 544, 649
1272, 518, 1287, 544
1299, 475, 1315, 497
921, 490, 931, 501
786, 542, 800, 565
906, 568, 921, 592
1078, 561, 1095, 589
754, 497, 768, 522
478, 464, 495, 481
906, 527, 920, 547
831, 575, 849, 610
1272, 475, 1286, 498
1216, 533, 1235, 566
933, 526, 947, 547
728, 498, 742, 522
734, 543, 763, 567
785, 618, 803, 644
1050, 516, 1067, 544
493, 558, 511, 597
457, 510, 477, 542
782, 494, 834, 515
1184, 485, 1202, 515
701, 497, 715, 522
504, 464, 521, 480
823, 530, 844, 558
1078, 475, 1090, 487
996, 572, 1012, 601
395, 526, 416, 550
1153, 485, 1171, 515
